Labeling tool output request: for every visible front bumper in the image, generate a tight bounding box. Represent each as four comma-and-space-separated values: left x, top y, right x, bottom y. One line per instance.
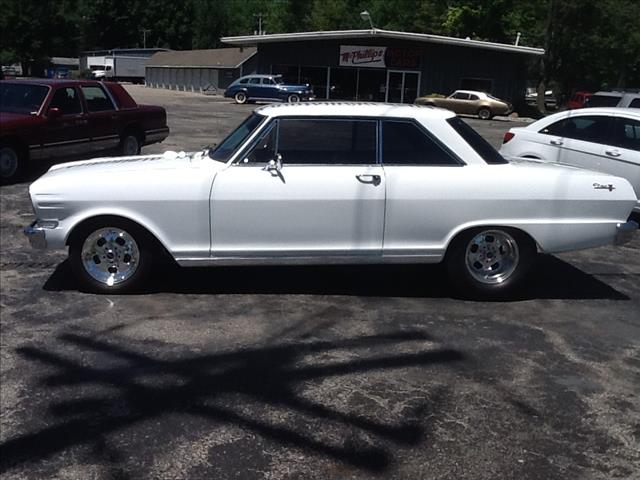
24, 220, 60, 249
614, 220, 639, 246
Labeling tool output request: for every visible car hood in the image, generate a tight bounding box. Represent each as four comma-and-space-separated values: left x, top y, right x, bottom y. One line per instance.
31, 151, 227, 193
279, 84, 311, 92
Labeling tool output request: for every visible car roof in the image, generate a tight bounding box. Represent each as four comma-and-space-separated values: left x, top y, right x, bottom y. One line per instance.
568, 107, 640, 116
255, 102, 456, 120
592, 91, 639, 97
454, 90, 487, 96
0, 78, 108, 87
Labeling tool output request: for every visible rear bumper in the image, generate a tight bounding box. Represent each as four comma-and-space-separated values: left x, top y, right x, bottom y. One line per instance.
615, 220, 639, 246
145, 127, 170, 145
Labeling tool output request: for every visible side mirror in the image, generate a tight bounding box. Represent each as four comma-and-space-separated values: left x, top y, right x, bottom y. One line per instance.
48, 107, 62, 120
262, 153, 283, 173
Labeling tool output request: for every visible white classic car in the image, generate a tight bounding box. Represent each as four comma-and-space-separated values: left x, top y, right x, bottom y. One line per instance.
25, 103, 638, 297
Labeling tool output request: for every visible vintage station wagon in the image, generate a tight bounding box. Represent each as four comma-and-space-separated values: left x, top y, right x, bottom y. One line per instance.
25, 103, 637, 297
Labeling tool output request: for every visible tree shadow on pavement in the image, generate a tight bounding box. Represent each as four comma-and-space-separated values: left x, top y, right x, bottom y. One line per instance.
0, 330, 462, 475
44, 254, 628, 300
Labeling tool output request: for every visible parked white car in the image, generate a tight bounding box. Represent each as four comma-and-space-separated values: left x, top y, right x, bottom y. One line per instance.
25, 103, 638, 297
499, 107, 640, 212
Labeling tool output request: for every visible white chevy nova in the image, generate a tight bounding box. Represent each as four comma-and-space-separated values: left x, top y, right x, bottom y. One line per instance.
25, 103, 638, 297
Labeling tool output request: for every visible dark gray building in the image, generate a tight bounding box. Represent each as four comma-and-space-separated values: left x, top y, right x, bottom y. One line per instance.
145, 47, 258, 93
221, 29, 543, 105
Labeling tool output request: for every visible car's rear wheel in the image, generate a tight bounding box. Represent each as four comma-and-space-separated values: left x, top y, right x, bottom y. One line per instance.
477, 107, 492, 120
70, 219, 153, 293
0, 146, 24, 184
445, 227, 536, 298
287, 94, 300, 103
234, 91, 247, 104
120, 132, 141, 156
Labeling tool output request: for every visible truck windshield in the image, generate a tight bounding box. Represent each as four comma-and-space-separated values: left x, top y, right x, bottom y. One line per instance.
0, 83, 49, 114
208, 113, 266, 162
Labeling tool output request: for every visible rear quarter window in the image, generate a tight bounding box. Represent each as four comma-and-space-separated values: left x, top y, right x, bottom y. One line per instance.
446, 117, 507, 164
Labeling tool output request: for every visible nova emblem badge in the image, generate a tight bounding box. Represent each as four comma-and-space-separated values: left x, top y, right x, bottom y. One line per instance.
593, 183, 615, 192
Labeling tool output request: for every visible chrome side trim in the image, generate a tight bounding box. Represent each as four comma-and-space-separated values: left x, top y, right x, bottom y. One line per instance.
614, 220, 639, 246
175, 253, 441, 267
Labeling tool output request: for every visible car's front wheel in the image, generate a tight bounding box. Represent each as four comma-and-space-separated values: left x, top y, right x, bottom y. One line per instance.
70, 220, 153, 293
445, 227, 536, 298
287, 94, 300, 103
234, 91, 248, 104
0, 146, 24, 184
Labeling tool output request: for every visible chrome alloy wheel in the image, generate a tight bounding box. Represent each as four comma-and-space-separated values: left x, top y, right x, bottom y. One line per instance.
81, 227, 140, 286
465, 230, 519, 284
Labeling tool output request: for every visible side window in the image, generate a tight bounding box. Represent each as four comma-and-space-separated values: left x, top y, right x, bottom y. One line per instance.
81, 86, 115, 112
382, 120, 460, 166
249, 77, 261, 84
277, 119, 377, 165
540, 115, 610, 144
629, 98, 640, 108
239, 78, 249, 84
262, 78, 275, 85
612, 117, 640, 151
452, 92, 469, 100
49, 87, 82, 115
241, 121, 278, 163
468, 94, 479, 101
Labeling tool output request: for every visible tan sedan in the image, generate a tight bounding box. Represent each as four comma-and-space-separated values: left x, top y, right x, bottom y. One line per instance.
415, 90, 512, 120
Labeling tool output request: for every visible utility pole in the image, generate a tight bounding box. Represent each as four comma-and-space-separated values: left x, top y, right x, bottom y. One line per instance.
141, 28, 151, 48
254, 13, 263, 35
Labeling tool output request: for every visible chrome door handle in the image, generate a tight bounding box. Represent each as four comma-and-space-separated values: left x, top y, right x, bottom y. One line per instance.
550, 139, 563, 145
605, 149, 621, 157
356, 174, 381, 186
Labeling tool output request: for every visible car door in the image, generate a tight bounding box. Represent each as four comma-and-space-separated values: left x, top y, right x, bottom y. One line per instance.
246, 77, 263, 99
80, 84, 121, 152
380, 119, 467, 257
604, 115, 640, 197
536, 114, 611, 169
210, 117, 385, 257
261, 77, 280, 99
445, 92, 470, 114
41, 86, 90, 158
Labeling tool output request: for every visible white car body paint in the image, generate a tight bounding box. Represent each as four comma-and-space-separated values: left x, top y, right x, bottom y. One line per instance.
499, 107, 640, 212
28, 103, 638, 267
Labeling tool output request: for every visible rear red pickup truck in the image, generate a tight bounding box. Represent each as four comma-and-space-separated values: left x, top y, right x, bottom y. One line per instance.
0, 79, 169, 183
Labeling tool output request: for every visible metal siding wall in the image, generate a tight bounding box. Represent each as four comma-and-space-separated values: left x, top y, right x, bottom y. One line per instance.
256, 39, 529, 103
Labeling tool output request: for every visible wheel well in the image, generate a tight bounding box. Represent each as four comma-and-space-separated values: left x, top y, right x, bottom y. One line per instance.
66, 214, 173, 262
445, 225, 538, 259
477, 106, 492, 113
0, 136, 29, 159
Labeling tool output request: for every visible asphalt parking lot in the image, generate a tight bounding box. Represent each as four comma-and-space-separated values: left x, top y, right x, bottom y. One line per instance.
1, 86, 639, 479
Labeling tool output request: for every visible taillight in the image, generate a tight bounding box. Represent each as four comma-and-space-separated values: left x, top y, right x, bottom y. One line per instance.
503, 131, 515, 144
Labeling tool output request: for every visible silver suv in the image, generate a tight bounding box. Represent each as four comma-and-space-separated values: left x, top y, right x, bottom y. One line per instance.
585, 90, 640, 108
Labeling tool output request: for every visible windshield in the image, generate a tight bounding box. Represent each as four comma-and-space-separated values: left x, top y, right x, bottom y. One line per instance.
208, 113, 266, 162
585, 95, 621, 107
0, 83, 49, 114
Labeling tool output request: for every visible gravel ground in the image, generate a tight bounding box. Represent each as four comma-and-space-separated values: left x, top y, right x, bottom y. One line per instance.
1, 86, 638, 479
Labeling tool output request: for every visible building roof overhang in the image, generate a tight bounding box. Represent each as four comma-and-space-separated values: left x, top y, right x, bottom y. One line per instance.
221, 28, 544, 56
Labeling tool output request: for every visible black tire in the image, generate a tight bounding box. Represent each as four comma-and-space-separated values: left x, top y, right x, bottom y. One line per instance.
119, 132, 141, 156
445, 227, 536, 299
69, 218, 154, 294
287, 93, 300, 103
477, 107, 493, 120
0, 145, 25, 184
234, 91, 248, 104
